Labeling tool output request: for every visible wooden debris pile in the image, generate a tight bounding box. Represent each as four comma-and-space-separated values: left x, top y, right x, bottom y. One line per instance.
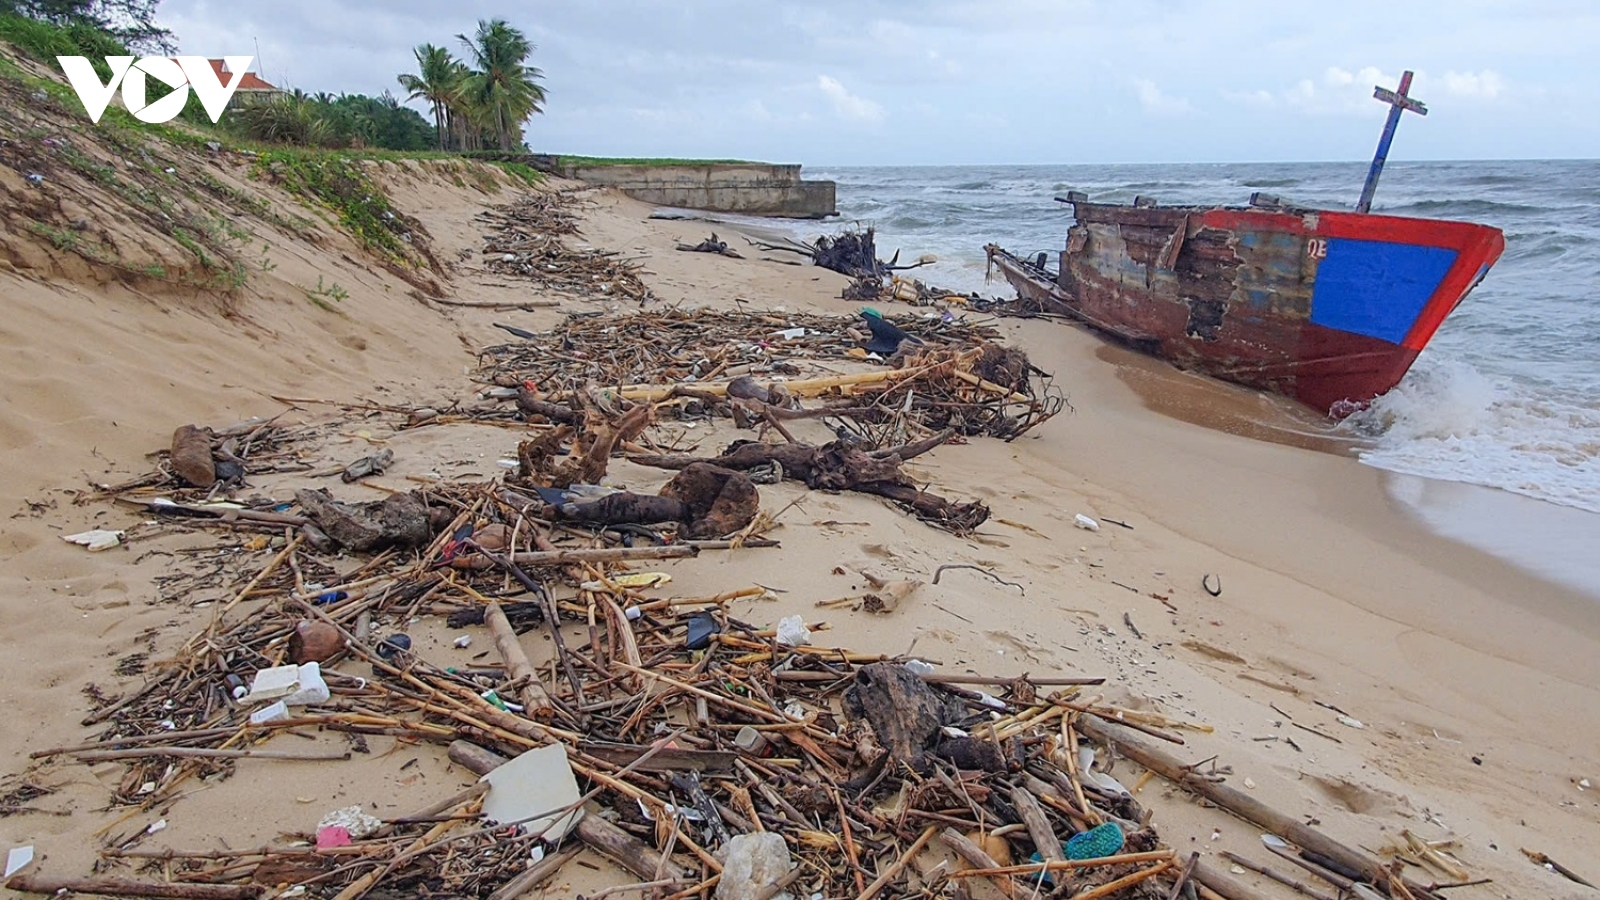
11, 468, 1461, 900
478, 190, 654, 303
748, 226, 933, 282
468, 309, 1064, 532
476, 309, 1064, 443
15, 466, 1201, 899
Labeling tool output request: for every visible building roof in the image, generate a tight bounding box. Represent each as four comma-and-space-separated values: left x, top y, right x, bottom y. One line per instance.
206, 59, 279, 92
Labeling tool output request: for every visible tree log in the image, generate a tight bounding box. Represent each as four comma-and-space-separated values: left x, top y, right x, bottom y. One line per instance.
6, 874, 262, 899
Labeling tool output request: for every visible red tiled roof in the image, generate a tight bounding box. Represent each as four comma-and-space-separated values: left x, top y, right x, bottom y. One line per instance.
207, 59, 279, 92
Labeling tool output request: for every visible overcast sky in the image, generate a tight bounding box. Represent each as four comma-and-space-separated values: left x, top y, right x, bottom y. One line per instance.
162, 0, 1599, 166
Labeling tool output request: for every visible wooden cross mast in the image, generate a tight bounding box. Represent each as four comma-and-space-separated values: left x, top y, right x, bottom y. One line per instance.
1356, 70, 1427, 214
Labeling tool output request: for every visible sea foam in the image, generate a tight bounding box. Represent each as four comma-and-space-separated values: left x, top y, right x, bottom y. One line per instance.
1345, 358, 1600, 514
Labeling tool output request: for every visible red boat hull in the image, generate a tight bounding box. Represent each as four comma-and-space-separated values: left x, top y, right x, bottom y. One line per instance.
988, 201, 1504, 415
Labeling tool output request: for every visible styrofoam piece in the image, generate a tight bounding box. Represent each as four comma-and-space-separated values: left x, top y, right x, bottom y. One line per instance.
480, 744, 583, 840
283, 663, 329, 706
244, 665, 301, 704
249, 701, 289, 725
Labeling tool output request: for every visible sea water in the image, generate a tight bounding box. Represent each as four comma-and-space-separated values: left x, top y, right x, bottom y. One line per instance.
756, 160, 1600, 591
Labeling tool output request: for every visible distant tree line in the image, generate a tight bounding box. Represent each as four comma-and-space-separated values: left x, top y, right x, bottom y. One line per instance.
227, 90, 436, 151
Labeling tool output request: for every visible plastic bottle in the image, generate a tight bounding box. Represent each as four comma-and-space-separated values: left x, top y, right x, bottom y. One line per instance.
225, 674, 247, 701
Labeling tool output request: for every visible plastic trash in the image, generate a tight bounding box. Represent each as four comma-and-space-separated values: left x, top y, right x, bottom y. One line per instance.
376, 634, 412, 660
225, 673, 247, 700
775, 615, 811, 647
1077, 746, 1131, 796
5, 845, 34, 878
1073, 514, 1101, 532
480, 744, 583, 840
283, 663, 330, 706
62, 529, 124, 551
903, 659, 936, 676
318, 806, 382, 840
249, 701, 289, 724
734, 725, 771, 757
685, 612, 721, 651
716, 832, 793, 900
244, 665, 301, 703
1065, 821, 1124, 860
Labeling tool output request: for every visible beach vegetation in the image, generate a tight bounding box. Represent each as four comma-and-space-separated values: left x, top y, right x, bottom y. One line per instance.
554, 155, 759, 167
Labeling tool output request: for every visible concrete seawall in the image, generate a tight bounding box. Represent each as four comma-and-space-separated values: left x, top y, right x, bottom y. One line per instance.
554, 162, 836, 219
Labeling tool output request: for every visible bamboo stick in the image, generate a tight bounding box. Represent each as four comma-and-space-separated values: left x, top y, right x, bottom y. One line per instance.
74, 747, 350, 762
1075, 716, 1438, 898
508, 545, 697, 565
943, 849, 1175, 879
483, 600, 555, 715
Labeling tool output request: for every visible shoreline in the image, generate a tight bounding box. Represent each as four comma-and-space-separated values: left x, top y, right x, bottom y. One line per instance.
1098, 332, 1600, 610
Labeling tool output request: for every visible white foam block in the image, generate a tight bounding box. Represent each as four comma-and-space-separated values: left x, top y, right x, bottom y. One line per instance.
480, 744, 582, 841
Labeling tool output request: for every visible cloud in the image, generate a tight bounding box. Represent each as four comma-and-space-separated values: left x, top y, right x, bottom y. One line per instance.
1441, 69, 1506, 99
1135, 79, 1194, 115
1232, 66, 1398, 116
816, 75, 885, 123
155, 0, 1600, 164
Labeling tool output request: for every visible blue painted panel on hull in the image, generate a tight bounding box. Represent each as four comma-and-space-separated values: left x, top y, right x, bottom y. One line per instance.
1310, 239, 1457, 344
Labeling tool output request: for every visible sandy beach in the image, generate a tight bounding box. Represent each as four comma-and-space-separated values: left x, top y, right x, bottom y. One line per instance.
3, 155, 1598, 900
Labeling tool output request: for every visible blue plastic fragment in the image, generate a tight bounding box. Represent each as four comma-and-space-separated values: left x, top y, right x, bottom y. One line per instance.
1065, 821, 1125, 860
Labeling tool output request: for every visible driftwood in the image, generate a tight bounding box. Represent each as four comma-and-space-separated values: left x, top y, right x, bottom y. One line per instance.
483, 601, 555, 716
294, 489, 430, 552
5, 874, 262, 899
1077, 716, 1445, 900
555, 464, 760, 539
507, 545, 696, 565
675, 232, 743, 258
842, 663, 965, 769
630, 431, 989, 532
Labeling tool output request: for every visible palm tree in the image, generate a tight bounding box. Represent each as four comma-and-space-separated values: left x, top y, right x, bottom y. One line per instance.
397, 43, 459, 151
455, 19, 546, 151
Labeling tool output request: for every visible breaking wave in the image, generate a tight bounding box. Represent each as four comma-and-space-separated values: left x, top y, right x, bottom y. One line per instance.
1343, 359, 1600, 514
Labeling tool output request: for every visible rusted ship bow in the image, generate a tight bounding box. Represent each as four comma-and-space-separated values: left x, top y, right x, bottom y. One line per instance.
987, 71, 1506, 416
986, 198, 1503, 415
